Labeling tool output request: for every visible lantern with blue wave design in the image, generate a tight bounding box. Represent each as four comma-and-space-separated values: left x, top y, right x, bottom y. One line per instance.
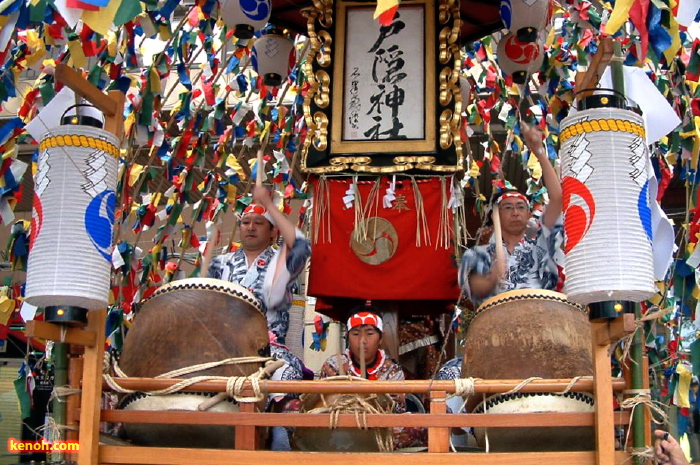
500, 0, 551, 42
252, 29, 296, 87
25, 104, 118, 325
220, 0, 272, 39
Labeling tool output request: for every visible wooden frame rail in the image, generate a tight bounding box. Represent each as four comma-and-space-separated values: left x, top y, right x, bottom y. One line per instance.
23, 311, 642, 465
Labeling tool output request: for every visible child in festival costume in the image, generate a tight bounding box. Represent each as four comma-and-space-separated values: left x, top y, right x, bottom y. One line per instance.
318, 305, 427, 449
321, 306, 404, 387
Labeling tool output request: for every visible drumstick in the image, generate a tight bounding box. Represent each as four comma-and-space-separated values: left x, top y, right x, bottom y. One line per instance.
492, 207, 506, 282
256, 145, 264, 187
338, 332, 346, 376
256, 130, 270, 187
360, 340, 367, 379
199, 221, 218, 279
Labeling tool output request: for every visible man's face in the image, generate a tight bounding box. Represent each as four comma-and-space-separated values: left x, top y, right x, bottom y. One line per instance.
348, 325, 382, 365
498, 198, 531, 236
239, 214, 275, 250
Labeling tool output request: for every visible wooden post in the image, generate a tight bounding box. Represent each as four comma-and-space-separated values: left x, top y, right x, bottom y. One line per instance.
235, 396, 259, 450
66, 350, 85, 442
78, 309, 107, 465
591, 321, 616, 465
428, 390, 449, 452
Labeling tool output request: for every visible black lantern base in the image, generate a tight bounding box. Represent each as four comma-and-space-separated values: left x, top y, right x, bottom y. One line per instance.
44, 306, 89, 327
234, 24, 255, 40
511, 71, 528, 85
263, 73, 283, 87
516, 27, 538, 43
587, 300, 635, 322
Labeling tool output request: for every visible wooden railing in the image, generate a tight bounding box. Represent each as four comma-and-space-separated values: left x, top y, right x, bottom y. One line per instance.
25, 308, 644, 465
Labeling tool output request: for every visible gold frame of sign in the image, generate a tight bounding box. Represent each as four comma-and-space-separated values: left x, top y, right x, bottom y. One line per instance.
301, 0, 465, 173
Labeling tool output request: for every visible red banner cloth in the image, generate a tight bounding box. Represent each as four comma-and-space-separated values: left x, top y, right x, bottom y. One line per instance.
308, 176, 460, 301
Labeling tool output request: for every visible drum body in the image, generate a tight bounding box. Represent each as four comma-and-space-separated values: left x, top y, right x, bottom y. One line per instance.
292, 385, 394, 452
118, 278, 270, 448
461, 289, 595, 451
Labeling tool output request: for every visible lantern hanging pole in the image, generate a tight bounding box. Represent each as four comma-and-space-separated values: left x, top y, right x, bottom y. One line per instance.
610, 40, 625, 99
574, 36, 614, 99
630, 304, 647, 465
51, 341, 68, 462
54, 63, 125, 140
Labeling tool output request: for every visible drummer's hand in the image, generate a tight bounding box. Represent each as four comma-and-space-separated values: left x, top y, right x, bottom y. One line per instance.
654, 430, 690, 465
521, 122, 545, 158
490, 258, 506, 286
252, 185, 273, 208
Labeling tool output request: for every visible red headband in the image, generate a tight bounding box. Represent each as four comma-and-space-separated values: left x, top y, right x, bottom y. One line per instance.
496, 192, 528, 204
241, 203, 276, 225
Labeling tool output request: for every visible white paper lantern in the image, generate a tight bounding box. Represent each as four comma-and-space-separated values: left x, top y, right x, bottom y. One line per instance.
559, 107, 655, 305
496, 33, 545, 84
219, 0, 271, 39
500, 0, 550, 42
25, 125, 119, 310
252, 31, 296, 87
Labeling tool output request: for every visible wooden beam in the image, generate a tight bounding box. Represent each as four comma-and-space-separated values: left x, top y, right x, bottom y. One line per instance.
55, 64, 125, 140
99, 446, 631, 465
104, 90, 125, 142
102, 377, 627, 395
55, 64, 117, 116
99, 410, 631, 429
575, 36, 615, 97
78, 309, 107, 465
25, 320, 97, 347
595, 314, 636, 346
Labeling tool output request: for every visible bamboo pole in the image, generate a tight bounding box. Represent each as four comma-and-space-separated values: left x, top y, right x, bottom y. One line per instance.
630, 305, 645, 465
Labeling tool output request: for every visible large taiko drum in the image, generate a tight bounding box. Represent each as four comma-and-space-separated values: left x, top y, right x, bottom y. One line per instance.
292, 379, 395, 452
461, 289, 595, 451
118, 278, 270, 449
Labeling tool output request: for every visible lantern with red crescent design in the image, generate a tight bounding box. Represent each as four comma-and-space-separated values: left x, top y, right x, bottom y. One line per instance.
559, 107, 655, 305
496, 33, 544, 84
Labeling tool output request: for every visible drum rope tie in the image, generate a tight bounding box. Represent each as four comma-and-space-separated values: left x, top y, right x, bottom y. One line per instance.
501, 377, 543, 396
552, 376, 584, 395
50, 385, 82, 403
617, 306, 671, 368
453, 377, 480, 415
102, 353, 274, 401
620, 389, 668, 457
624, 446, 655, 463
453, 377, 478, 397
